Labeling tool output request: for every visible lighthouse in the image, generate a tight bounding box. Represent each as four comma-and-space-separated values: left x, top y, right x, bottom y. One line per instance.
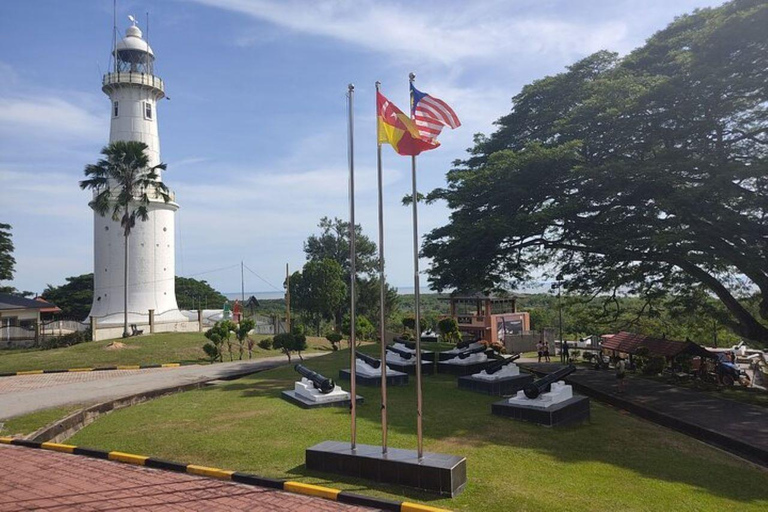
88, 18, 187, 329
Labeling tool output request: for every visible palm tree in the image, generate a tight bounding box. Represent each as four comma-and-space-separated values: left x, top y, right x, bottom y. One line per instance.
80, 141, 171, 338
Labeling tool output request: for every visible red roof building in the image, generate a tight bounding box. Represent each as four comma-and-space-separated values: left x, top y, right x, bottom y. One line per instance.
602, 331, 715, 359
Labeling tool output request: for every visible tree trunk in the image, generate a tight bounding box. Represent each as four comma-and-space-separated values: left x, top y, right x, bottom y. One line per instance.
123, 233, 130, 338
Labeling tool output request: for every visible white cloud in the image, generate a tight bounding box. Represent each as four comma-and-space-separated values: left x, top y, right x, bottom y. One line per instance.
0, 95, 106, 143
190, 0, 629, 65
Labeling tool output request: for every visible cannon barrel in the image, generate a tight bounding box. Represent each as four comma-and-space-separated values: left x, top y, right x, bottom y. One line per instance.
386, 344, 413, 360
523, 364, 576, 399
294, 364, 336, 394
456, 339, 472, 350
356, 352, 381, 369
484, 353, 521, 374
458, 344, 488, 360
394, 338, 416, 350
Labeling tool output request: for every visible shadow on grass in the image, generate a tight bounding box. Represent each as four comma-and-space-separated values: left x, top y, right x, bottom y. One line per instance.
285, 463, 446, 504
209, 346, 768, 505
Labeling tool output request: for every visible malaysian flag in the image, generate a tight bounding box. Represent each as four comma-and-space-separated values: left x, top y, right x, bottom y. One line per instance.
410, 84, 461, 142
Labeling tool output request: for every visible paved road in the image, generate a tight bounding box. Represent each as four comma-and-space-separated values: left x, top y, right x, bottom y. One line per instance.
0, 444, 373, 512
0, 354, 326, 420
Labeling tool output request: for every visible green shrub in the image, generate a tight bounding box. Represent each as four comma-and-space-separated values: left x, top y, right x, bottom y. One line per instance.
40, 328, 91, 350
437, 318, 462, 345
342, 314, 375, 342
203, 342, 219, 362
236, 319, 255, 360
257, 337, 273, 350
635, 346, 650, 372
674, 353, 693, 373
293, 333, 308, 359
204, 320, 234, 362
325, 332, 342, 351
642, 355, 666, 375
273, 333, 306, 362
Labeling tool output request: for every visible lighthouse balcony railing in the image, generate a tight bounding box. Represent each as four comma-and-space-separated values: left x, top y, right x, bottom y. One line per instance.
92, 186, 175, 203
102, 72, 164, 92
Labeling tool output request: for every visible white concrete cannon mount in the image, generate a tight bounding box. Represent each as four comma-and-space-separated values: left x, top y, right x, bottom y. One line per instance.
507, 381, 573, 408
385, 351, 416, 365
294, 378, 350, 403
444, 352, 489, 366
472, 363, 521, 381
393, 342, 432, 355
355, 358, 404, 377
442, 341, 485, 357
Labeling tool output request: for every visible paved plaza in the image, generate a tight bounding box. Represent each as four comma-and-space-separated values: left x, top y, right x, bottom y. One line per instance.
0, 444, 374, 512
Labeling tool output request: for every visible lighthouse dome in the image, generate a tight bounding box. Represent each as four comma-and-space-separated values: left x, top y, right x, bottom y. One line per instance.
115, 24, 154, 57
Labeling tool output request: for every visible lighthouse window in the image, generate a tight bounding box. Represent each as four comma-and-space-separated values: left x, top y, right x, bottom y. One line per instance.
113, 101, 119, 117
144, 102, 153, 120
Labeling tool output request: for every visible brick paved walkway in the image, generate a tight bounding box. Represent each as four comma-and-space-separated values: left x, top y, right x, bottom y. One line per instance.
0, 445, 375, 511
0, 368, 170, 395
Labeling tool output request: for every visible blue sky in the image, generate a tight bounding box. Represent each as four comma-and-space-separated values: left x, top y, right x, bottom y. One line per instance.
0, 0, 725, 296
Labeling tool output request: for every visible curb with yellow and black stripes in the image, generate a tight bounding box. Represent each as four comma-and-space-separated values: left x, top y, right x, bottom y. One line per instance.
0, 362, 187, 378
0, 437, 449, 512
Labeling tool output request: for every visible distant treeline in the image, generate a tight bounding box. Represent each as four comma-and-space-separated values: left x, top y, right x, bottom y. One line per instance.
254, 292, 740, 347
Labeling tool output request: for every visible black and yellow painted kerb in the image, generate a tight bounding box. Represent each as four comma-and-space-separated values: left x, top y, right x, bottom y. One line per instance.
0, 437, 450, 512
0, 362, 184, 378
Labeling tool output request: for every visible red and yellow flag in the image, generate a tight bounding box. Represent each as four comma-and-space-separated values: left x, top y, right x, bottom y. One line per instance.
377, 91, 439, 156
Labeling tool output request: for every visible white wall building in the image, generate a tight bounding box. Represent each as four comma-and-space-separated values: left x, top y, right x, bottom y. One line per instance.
88, 20, 188, 330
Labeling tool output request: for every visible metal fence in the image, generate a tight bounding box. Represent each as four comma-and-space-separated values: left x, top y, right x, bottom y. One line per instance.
0, 320, 89, 349
503, 329, 555, 354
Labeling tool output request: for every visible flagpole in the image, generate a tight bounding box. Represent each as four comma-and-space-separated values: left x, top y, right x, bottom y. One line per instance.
375, 81, 389, 455
409, 72, 424, 460
347, 83, 357, 451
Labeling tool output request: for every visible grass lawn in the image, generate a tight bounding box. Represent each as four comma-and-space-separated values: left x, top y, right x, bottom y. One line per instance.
0, 332, 332, 373
69, 345, 768, 511
0, 405, 82, 436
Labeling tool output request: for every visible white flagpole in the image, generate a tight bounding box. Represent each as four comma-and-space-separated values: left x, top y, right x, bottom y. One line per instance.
409, 72, 424, 460
375, 81, 389, 454
347, 83, 357, 451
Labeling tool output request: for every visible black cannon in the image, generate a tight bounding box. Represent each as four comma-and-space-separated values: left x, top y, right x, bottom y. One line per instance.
484, 353, 521, 374
394, 338, 417, 350
356, 352, 382, 369
523, 365, 576, 399
456, 338, 474, 350
386, 344, 413, 360
457, 344, 488, 360
294, 364, 336, 394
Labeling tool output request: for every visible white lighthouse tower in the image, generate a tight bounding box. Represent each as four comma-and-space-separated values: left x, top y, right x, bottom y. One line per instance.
89, 18, 187, 329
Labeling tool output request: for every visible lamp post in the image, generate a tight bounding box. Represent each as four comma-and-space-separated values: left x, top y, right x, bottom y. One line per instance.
551, 275, 565, 363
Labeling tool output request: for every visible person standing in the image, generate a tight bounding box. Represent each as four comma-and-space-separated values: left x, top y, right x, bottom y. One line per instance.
544, 341, 551, 362
537, 341, 544, 363
616, 356, 627, 393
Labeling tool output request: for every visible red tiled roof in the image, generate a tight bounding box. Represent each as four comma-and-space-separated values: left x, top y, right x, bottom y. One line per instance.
34, 296, 62, 314
602, 331, 714, 359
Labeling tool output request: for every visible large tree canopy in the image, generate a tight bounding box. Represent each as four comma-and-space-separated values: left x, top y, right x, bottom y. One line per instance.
174, 277, 228, 311
303, 216, 399, 328
289, 258, 347, 335
423, 0, 768, 343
